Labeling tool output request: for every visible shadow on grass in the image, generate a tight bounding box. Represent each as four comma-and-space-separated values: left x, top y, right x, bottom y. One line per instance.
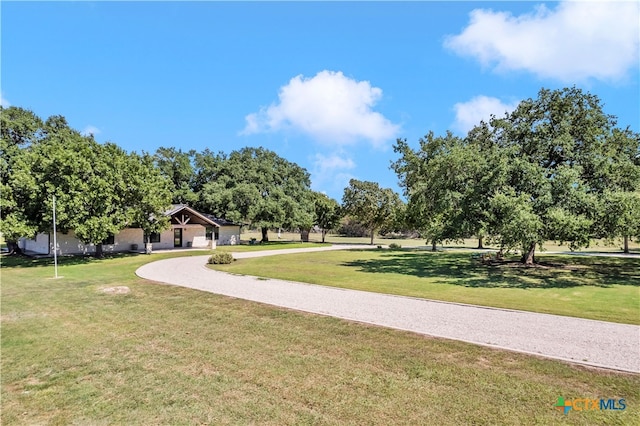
0, 252, 143, 269
342, 251, 640, 289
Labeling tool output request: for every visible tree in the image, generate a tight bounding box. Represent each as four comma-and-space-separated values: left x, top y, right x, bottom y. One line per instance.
596, 191, 640, 253
341, 179, 403, 245
9, 113, 172, 257
481, 87, 622, 263
393, 87, 639, 264
198, 147, 313, 242
590, 128, 640, 252
312, 192, 342, 243
0, 106, 43, 253
153, 147, 197, 205
393, 131, 490, 251
127, 152, 173, 239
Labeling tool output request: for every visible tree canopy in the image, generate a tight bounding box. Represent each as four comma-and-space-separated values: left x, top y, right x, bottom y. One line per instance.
198, 147, 313, 242
342, 179, 404, 245
393, 87, 640, 263
1, 107, 172, 257
312, 191, 342, 243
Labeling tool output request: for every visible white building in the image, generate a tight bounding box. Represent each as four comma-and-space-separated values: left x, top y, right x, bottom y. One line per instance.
19, 204, 242, 256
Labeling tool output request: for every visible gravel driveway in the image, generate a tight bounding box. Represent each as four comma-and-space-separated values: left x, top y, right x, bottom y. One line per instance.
136, 247, 640, 373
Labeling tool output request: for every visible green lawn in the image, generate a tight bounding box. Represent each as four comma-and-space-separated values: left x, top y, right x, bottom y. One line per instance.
212, 249, 640, 324
2, 253, 638, 424
215, 240, 330, 253
240, 230, 640, 253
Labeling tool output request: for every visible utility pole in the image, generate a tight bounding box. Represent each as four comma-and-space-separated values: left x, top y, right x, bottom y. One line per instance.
53, 195, 58, 278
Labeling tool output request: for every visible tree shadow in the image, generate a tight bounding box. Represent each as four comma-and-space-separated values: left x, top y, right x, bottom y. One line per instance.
341, 251, 640, 289
0, 252, 143, 269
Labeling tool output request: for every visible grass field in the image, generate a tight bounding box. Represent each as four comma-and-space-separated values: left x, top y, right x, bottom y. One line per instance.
212, 249, 640, 325
241, 230, 640, 253
2, 252, 639, 424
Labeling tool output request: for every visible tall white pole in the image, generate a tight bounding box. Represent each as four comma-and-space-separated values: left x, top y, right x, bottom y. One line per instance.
53, 195, 58, 278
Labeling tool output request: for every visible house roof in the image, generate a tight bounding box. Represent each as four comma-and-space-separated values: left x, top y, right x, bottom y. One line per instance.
202, 214, 242, 227
166, 204, 241, 228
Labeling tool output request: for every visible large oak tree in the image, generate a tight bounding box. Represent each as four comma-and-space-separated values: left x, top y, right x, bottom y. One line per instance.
198, 147, 313, 242
393, 87, 640, 263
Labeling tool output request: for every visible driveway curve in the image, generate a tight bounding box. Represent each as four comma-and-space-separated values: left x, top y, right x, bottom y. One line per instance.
136, 247, 640, 373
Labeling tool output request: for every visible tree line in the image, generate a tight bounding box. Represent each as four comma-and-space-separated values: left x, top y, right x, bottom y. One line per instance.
2, 87, 638, 262
0, 106, 386, 254
393, 87, 640, 263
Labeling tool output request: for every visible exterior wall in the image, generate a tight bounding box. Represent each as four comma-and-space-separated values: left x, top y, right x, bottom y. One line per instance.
21, 228, 145, 255
56, 230, 95, 255
218, 226, 241, 245
148, 225, 211, 250
111, 228, 144, 252
20, 233, 50, 254
183, 225, 207, 248
150, 229, 177, 250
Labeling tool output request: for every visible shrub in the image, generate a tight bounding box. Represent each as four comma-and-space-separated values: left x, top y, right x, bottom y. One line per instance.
337, 217, 369, 237
388, 243, 402, 250
208, 252, 234, 264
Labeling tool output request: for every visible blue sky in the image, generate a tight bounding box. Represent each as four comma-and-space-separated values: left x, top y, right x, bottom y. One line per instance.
2, 1, 639, 201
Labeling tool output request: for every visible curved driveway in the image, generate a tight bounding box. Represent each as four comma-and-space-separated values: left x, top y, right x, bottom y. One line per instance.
136, 246, 640, 373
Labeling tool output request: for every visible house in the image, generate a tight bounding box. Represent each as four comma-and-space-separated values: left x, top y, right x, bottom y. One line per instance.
18, 204, 242, 256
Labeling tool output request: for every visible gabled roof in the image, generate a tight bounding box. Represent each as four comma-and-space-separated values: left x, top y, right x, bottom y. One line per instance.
165, 204, 241, 228
202, 214, 242, 227
165, 204, 218, 227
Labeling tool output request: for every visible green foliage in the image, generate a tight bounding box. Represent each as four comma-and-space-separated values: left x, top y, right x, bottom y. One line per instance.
341, 179, 404, 245
208, 251, 234, 264
394, 87, 640, 263
0, 106, 43, 245
388, 243, 402, 250
153, 147, 198, 205
312, 191, 341, 242
337, 217, 369, 237
393, 131, 487, 246
2, 107, 172, 256
198, 147, 314, 241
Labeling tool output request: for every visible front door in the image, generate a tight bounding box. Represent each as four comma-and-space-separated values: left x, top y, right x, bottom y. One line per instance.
174, 228, 182, 247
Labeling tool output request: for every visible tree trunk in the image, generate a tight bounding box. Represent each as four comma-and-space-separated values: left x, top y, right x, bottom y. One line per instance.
322, 229, 327, 243
5, 240, 23, 255
95, 243, 104, 258
477, 235, 484, 249
261, 227, 269, 243
522, 242, 536, 265
623, 235, 629, 254
431, 240, 437, 252
370, 230, 374, 245
300, 228, 310, 242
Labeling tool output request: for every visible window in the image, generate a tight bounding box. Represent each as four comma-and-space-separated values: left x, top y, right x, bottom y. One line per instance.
206, 226, 214, 240
145, 233, 161, 243
101, 235, 115, 245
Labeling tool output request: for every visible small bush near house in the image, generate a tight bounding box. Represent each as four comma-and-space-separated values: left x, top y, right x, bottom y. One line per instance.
208, 252, 234, 264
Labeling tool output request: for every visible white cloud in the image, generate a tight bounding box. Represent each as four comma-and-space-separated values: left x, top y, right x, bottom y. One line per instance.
241, 70, 400, 148
1, 93, 10, 107
444, 1, 639, 82
311, 152, 356, 195
82, 125, 101, 137
452, 96, 519, 134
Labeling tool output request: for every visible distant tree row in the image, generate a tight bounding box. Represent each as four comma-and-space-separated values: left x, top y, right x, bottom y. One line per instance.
5, 87, 635, 263
151, 146, 404, 243
1, 106, 403, 254
393, 87, 640, 263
